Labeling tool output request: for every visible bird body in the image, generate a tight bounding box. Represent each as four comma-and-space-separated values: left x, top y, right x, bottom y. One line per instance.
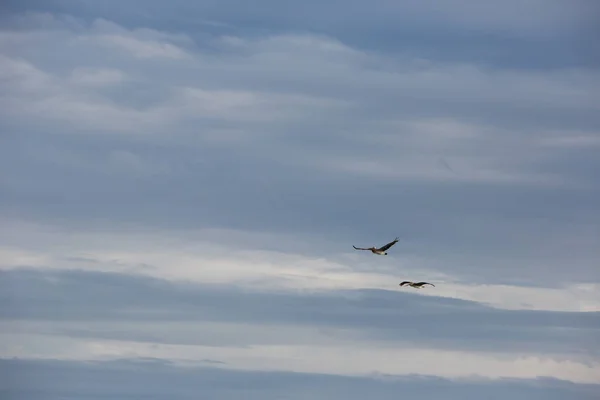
353, 237, 399, 255
399, 281, 435, 289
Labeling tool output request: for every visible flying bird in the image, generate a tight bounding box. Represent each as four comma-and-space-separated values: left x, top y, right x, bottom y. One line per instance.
399, 281, 435, 289
353, 237, 399, 255
437, 157, 454, 173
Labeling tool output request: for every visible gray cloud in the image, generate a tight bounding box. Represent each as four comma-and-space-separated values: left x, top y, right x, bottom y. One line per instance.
0, 2, 599, 391
1, 358, 598, 400
4, 1, 599, 49
2, 124, 599, 284
1, 24, 598, 284
1, 269, 597, 357
45, 2, 598, 72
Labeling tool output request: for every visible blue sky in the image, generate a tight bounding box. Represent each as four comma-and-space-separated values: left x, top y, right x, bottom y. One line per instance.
0, 1, 599, 398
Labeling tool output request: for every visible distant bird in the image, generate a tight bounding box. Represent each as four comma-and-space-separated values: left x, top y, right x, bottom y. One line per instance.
353, 237, 399, 255
437, 157, 454, 173
399, 281, 435, 289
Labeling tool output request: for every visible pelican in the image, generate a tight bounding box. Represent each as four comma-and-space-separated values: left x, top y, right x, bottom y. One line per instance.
353, 237, 399, 255
399, 281, 435, 289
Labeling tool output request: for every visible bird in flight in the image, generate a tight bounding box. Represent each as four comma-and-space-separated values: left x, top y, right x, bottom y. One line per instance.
353, 237, 399, 255
399, 281, 435, 289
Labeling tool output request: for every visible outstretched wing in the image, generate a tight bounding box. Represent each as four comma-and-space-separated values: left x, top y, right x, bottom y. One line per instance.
378, 237, 399, 251
416, 282, 435, 287
353, 245, 371, 251
399, 281, 412, 286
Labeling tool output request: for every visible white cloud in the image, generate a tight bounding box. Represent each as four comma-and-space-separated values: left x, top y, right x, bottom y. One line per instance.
1, 219, 598, 312
540, 133, 600, 148
0, 55, 170, 133
3, 13, 598, 118
88, 34, 191, 59
0, 55, 52, 96
1, 332, 598, 384
69, 67, 127, 86
1, 13, 597, 186
321, 156, 565, 186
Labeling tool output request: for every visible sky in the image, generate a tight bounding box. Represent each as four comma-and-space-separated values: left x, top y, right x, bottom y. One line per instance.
0, 0, 599, 399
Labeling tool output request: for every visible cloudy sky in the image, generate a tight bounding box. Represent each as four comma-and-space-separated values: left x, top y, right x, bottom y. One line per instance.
1, 0, 599, 398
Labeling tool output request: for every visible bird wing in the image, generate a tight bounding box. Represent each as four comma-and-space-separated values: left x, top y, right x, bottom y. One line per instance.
399, 281, 412, 286
378, 237, 399, 251
416, 282, 435, 287
353, 245, 371, 251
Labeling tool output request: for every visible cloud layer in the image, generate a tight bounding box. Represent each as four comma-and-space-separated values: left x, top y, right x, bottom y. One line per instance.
1, 1, 599, 398
3, 358, 598, 400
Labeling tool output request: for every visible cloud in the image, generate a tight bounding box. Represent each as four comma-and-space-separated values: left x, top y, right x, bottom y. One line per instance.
541, 134, 600, 148
5, 0, 598, 38
1, 220, 599, 312
1, 14, 598, 234
0, 4, 599, 395
1, 268, 598, 378
4, 1, 599, 74
3, 333, 599, 384
1, 358, 599, 400
68, 67, 127, 86
90, 34, 191, 59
